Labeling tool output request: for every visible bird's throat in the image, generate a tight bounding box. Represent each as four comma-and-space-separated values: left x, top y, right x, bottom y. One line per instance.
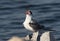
25, 15, 32, 23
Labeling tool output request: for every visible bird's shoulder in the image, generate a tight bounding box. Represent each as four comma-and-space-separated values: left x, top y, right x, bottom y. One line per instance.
29, 19, 39, 25
29, 19, 45, 28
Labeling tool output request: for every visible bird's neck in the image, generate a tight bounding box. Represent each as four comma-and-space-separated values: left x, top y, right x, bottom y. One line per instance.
25, 15, 32, 23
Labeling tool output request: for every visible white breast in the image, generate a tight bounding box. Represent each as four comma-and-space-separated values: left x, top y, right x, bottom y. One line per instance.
23, 15, 34, 31
23, 22, 33, 31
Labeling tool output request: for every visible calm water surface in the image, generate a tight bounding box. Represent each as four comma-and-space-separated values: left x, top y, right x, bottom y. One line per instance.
0, 0, 60, 41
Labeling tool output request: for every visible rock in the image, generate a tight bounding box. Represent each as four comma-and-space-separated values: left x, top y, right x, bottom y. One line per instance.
8, 36, 26, 41
7, 31, 56, 41
40, 31, 56, 41
25, 31, 56, 41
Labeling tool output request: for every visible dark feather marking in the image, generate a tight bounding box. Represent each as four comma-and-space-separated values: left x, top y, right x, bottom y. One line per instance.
29, 19, 45, 31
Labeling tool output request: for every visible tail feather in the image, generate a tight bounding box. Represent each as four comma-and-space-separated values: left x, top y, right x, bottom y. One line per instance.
43, 27, 56, 31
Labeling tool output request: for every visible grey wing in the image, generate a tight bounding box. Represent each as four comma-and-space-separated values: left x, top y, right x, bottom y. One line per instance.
29, 19, 44, 30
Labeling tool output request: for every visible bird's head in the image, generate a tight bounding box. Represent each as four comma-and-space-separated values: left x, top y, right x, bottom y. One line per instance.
25, 10, 32, 15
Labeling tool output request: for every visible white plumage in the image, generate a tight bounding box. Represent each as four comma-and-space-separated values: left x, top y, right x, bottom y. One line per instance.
23, 15, 34, 31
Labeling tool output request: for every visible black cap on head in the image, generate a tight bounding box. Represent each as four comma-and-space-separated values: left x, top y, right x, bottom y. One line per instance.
25, 10, 32, 15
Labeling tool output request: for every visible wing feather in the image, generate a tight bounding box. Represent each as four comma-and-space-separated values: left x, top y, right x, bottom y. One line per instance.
29, 19, 44, 30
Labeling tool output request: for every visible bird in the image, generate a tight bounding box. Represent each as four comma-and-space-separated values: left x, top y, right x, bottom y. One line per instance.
23, 10, 55, 32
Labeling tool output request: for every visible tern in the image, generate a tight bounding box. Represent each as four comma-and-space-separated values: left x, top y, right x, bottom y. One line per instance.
23, 10, 55, 32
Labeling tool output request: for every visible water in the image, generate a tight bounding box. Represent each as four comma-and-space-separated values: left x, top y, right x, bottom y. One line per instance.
0, 0, 60, 41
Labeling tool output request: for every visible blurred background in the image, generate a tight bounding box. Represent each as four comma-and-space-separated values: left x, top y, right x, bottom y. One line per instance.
0, 0, 60, 41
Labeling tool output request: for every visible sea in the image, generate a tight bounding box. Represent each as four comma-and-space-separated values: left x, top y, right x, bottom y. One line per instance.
0, 0, 60, 41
